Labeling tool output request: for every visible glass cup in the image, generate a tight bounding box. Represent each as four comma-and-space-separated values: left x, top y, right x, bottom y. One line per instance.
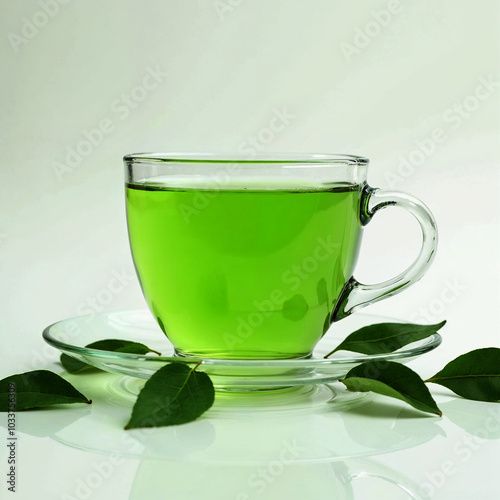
124, 153, 437, 360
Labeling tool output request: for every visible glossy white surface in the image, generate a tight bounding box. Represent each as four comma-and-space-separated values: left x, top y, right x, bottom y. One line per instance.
2, 360, 500, 499
1, 1, 499, 498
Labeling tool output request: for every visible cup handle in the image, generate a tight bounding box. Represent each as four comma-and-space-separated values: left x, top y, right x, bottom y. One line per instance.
332, 185, 438, 321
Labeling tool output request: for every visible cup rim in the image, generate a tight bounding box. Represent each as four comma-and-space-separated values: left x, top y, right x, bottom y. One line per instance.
123, 152, 369, 165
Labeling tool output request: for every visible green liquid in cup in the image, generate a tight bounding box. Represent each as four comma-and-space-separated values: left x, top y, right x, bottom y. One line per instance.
126, 182, 363, 359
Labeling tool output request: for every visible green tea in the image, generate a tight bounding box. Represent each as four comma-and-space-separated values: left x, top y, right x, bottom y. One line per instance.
126, 181, 363, 359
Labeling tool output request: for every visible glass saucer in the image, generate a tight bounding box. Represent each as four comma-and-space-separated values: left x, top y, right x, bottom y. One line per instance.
42, 309, 441, 391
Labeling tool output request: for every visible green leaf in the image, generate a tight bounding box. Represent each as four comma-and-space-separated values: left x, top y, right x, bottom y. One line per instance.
125, 362, 215, 429
0, 370, 91, 411
60, 354, 95, 374
340, 361, 442, 416
325, 320, 446, 357
61, 339, 161, 373
425, 348, 500, 402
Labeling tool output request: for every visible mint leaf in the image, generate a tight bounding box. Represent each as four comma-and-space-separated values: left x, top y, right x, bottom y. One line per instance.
0, 370, 91, 411
340, 361, 442, 416
425, 348, 500, 402
61, 339, 161, 373
325, 320, 446, 357
125, 362, 214, 429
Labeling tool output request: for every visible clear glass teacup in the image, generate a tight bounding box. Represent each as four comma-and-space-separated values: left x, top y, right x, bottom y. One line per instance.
124, 153, 437, 360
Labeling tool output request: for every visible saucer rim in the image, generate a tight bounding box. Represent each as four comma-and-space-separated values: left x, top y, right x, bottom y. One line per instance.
42, 309, 442, 369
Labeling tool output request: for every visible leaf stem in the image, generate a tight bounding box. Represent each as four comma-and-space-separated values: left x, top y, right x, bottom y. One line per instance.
323, 347, 339, 359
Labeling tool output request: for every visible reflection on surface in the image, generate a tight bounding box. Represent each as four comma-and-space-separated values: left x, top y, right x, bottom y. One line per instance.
10, 370, 500, 499
0, 406, 90, 438
340, 400, 446, 451
439, 398, 500, 440
32, 371, 446, 462
128, 457, 430, 500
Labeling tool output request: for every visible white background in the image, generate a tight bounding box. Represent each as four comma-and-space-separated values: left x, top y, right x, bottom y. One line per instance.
0, 1, 499, 499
